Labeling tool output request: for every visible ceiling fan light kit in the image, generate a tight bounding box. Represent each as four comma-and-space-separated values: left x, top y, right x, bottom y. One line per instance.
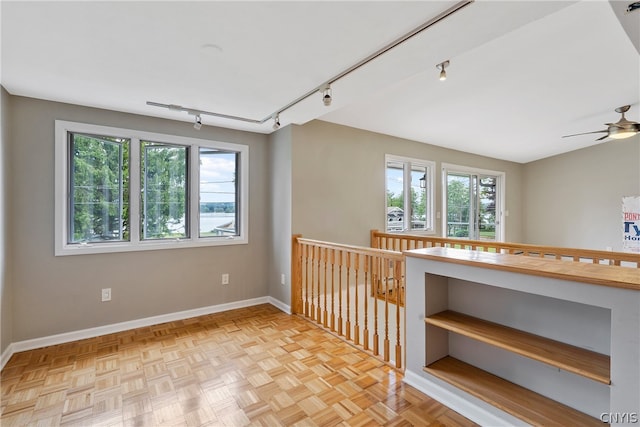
608, 126, 639, 140
562, 105, 640, 141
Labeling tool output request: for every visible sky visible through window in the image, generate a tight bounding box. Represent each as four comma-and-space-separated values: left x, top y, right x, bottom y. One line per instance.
200, 151, 236, 204
199, 150, 237, 236
387, 167, 403, 197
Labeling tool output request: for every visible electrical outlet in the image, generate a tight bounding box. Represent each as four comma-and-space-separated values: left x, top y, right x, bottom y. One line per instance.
101, 288, 111, 302
281, 273, 286, 285
222, 273, 229, 285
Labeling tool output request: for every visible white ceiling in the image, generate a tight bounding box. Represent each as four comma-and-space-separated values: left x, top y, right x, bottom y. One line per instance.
2, 0, 639, 163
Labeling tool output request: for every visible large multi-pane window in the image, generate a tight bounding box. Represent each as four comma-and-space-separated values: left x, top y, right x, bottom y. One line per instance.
385, 155, 435, 233
55, 121, 248, 255
442, 163, 504, 241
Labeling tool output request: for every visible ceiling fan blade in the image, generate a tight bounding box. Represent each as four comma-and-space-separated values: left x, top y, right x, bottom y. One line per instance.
562, 130, 608, 138
595, 135, 609, 141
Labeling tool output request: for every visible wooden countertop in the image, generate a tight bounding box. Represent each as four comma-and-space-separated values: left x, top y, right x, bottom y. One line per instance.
405, 247, 640, 291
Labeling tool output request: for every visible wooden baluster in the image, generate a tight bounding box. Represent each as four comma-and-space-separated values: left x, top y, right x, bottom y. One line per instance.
338, 250, 344, 336
363, 254, 370, 351
395, 260, 403, 369
384, 257, 390, 363
345, 252, 351, 341
375, 249, 381, 299
322, 247, 328, 327
369, 250, 375, 299
315, 246, 322, 323
373, 256, 380, 356
303, 244, 309, 316
330, 248, 336, 332
310, 245, 316, 322
353, 253, 360, 346
316, 247, 322, 323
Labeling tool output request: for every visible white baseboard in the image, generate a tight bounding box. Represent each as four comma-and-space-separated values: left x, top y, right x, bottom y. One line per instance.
267, 296, 291, 314
1, 297, 291, 370
403, 369, 527, 427
1, 342, 17, 370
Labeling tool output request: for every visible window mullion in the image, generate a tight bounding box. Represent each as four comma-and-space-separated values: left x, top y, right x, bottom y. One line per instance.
189, 144, 199, 242
129, 137, 141, 244
404, 162, 412, 232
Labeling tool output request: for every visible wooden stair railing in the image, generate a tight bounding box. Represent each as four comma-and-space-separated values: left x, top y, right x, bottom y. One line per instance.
369, 230, 639, 311
292, 232, 639, 372
370, 229, 640, 267
292, 235, 404, 369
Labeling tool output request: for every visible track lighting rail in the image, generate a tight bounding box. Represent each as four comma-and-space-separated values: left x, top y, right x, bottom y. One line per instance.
147, 0, 473, 128
145, 101, 262, 124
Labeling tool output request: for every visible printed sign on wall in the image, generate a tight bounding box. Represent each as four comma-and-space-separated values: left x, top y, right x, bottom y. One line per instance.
623, 196, 640, 253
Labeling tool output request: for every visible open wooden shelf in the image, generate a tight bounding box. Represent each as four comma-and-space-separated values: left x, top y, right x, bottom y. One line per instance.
424, 356, 604, 426
425, 310, 610, 384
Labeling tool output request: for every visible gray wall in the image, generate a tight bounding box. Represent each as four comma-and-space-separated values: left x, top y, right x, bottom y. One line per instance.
9, 96, 270, 342
1, 86, 13, 354
267, 127, 293, 306
291, 120, 525, 247
523, 135, 640, 251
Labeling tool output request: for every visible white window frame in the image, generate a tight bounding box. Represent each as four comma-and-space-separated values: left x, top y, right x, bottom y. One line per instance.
385, 154, 436, 234
55, 120, 249, 256
441, 163, 505, 242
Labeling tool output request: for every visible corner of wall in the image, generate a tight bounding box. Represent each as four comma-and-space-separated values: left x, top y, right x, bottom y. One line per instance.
0, 85, 14, 356
267, 126, 293, 306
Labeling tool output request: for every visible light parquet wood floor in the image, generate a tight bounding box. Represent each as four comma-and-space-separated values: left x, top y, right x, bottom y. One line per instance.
1, 304, 476, 426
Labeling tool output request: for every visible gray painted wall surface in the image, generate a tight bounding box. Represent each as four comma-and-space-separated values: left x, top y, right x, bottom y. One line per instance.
291, 120, 525, 247
267, 127, 292, 306
1, 87, 13, 354
523, 136, 640, 251
8, 96, 270, 342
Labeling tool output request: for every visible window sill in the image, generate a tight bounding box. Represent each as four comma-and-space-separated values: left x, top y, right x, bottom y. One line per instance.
55, 236, 248, 256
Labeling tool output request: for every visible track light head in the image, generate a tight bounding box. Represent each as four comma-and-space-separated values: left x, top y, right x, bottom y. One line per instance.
194, 114, 202, 130
273, 113, 281, 130
321, 84, 332, 107
437, 60, 450, 81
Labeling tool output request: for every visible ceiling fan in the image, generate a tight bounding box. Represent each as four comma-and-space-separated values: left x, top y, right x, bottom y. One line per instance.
562, 105, 640, 141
